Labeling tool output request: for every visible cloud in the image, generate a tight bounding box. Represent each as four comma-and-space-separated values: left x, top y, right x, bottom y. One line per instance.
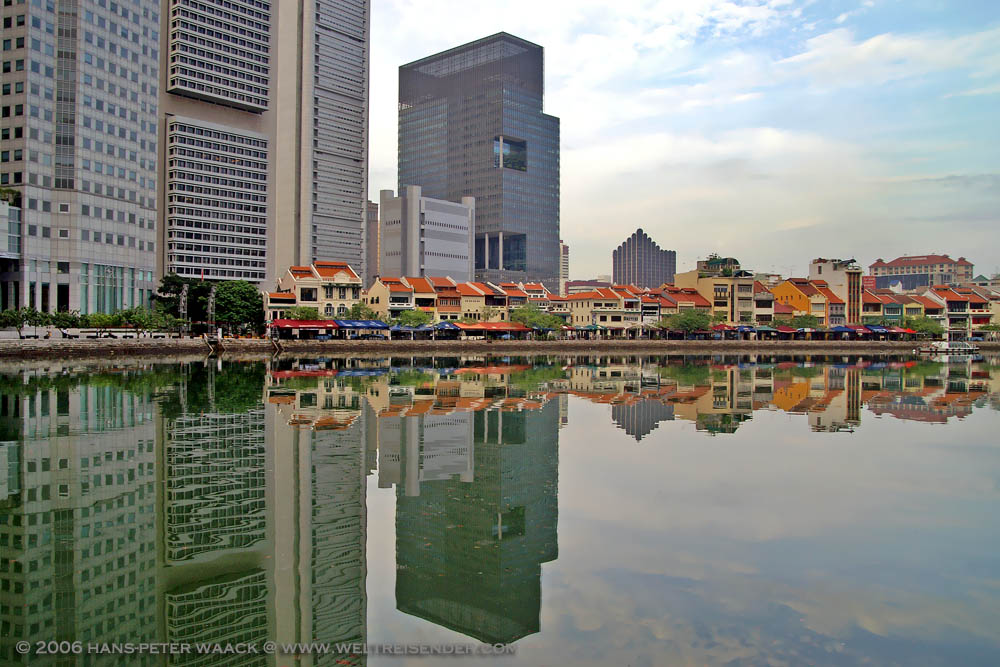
367, 2, 1000, 280
778, 26, 1000, 88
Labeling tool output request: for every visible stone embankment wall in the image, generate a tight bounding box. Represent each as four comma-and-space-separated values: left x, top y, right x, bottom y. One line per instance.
0, 337, 996, 361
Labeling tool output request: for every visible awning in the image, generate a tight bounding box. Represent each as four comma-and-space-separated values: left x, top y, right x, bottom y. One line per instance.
454, 322, 531, 332
712, 324, 734, 331
434, 321, 461, 330
736, 326, 755, 332
331, 319, 389, 330
830, 326, 855, 333
755, 326, 777, 332
848, 325, 869, 333
270, 319, 338, 329
389, 324, 418, 332
776, 326, 797, 333
888, 326, 909, 333
866, 325, 889, 333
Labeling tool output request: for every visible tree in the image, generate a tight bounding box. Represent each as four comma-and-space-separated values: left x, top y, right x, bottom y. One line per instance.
659, 309, 711, 333
393, 309, 432, 327
345, 301, 378, 321
154, 273, 213, 329
285, 306, 320, 321
905, 316, 945, 337
89, 312, 121, 336
509, 304, 564, 331
214, 280, 264, 335
711, 311, 728, 324
791, 314, 821, 329
50, 310, 81, 330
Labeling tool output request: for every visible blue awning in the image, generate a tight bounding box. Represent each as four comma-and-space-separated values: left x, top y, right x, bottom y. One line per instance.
389, 324, 417, 332
736, 326, 755, 332
434, 321, 461, 330
866, 325, 889, 333
332, 319, 389, 330
830, 326, 855, 333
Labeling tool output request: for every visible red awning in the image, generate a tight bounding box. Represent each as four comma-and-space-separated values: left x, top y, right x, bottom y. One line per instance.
454, 322, 531, 332
776, 326, 797, 333
270, 319, 339, 329
711, 324, 734, 331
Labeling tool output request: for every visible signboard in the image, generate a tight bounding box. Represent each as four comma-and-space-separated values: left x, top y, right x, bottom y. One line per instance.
861, 276, 876, 290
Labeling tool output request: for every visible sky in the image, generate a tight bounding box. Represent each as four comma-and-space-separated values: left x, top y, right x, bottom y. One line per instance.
367, 0, 1000, 280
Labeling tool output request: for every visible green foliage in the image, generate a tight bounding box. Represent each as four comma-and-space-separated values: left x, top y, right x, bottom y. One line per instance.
88, 312, 121, 333
392, 309, 432, 327
285, 306, 320, 321
904, 316, 945, 336
49, 310, 81, 329
659, 309, 711, 333
0, 187, 20, 206
345, 302, 378, 321
791, 314, 822, 329
711, 311, 728, 324
0, 307, 49, 334
214, 280, 264, 334
388, 369, 436, 386
155, 273, 214, 328
509, 304, 564, 331
507, 364, 568, 389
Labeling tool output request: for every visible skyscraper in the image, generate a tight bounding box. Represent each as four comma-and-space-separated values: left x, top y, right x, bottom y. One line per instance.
364, 200, 378, 287
559, 239, 569, 296
379, 185, 475, 281
612, 228, 676, 288
1, 0, 161, 313
157, 0, 370, 284
398, 33, 560, 288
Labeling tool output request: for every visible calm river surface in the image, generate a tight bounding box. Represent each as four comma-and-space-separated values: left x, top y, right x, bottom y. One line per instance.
1, 354, 999, 666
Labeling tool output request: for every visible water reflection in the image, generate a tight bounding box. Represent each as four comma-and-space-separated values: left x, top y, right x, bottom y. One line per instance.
0, 354, 998, 665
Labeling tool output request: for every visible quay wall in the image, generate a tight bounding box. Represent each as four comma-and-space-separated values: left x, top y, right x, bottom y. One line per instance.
0, 337, 996, 361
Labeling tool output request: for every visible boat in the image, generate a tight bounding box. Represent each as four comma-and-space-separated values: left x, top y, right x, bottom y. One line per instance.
917, 340, 981, 362
917, 341, 980, 354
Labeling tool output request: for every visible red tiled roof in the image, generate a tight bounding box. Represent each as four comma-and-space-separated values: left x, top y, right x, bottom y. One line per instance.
870, 254, 971, 268
774, 302, 795, 314
911, 295, 941, 309
406, 276, 435, 293
267, 292, 296, 301
815, 286, 844, 304
289, 266, 314, 277
753, 281, 772, 294
501, 287, 529, 297
427, 276, 456, 287
313, 261, 359, 280
471, 282, 504, 296
930, 287, 968, 301
455, 282, 484, 296
786, 278, 821, 297
523, 282, 546, 291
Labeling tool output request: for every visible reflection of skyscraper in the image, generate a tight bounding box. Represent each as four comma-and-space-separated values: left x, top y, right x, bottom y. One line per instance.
0, 378, 158, 658
393, 402, 559, 644
266, 374, 367, 665
162, 410, 267, 562
611, 400, 675, 441
157, 369, 270, 665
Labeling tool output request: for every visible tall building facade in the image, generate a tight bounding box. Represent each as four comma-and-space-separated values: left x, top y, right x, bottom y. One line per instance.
810, 257, 862, 324
612, 228, 676, 288
559, 239, 569, 296
1, 0, 161, 313
157, 0, 370, 284
364, 200, 378, 287
398, 33, 560, 288
379, 185, 475, 281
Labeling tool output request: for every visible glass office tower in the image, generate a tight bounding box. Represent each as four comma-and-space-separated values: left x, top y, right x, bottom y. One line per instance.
398, 33, 560, 289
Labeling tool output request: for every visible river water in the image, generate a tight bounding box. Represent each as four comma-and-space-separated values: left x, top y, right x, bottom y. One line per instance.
1, 354, 998, 666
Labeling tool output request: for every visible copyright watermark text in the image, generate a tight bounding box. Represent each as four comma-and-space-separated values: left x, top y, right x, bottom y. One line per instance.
14, 640, 515, 658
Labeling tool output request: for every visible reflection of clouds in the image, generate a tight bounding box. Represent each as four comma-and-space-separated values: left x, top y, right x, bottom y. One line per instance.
524, 398, 1000, 664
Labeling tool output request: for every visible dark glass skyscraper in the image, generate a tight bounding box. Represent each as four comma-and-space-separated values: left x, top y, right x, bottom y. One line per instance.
399, 33, 560, 288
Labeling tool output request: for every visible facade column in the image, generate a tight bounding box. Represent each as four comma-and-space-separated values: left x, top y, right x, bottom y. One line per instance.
483, 233, 489, 270
498, 232, 504, 271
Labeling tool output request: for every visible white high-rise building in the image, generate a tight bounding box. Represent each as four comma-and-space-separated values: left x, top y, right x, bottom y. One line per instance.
0, 0, 162, 313
157, 0, 371, 284
379, 186, 475, 281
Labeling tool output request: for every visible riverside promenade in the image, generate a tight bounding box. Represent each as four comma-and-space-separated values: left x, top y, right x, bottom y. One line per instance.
0, 337, 996, 360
